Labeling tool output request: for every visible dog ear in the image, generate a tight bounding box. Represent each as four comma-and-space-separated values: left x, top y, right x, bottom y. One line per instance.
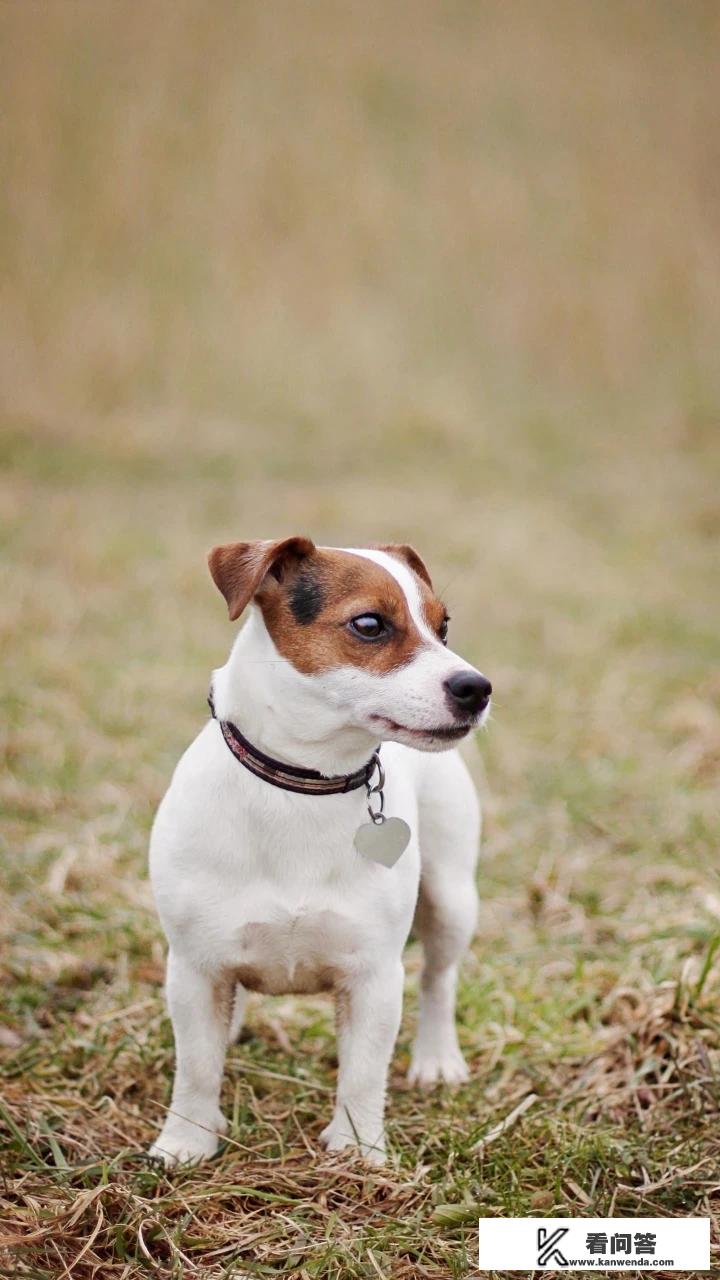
372, 543, 433, 589
208, 536, 316, 621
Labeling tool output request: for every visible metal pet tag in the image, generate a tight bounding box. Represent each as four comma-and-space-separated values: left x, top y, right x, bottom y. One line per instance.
354, 815, 411, 867
355, 750, 410, 866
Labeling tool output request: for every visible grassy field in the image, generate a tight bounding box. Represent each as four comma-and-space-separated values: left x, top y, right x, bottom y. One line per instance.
2, 3, 720, 1277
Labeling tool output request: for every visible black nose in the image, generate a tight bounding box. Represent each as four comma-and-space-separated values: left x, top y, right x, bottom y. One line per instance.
443, 670, 492, 719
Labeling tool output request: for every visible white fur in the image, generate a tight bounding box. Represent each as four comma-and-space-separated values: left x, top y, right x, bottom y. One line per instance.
148, 549, 486, 1167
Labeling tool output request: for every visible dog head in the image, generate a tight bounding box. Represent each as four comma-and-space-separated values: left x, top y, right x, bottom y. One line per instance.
208, 537, 491, 752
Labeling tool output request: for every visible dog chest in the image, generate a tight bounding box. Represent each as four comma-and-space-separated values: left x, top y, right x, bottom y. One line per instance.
229, 907, 366, 995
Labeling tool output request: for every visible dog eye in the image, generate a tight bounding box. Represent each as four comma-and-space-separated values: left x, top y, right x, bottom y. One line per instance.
349, 613, 388, 640
438, 617, 449, 645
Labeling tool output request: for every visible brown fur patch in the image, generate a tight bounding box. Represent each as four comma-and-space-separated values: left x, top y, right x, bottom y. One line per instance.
232, 963, 336, 995
208, 536, 316, 621
257, 548, 447, 675
211, 972, 235, 1028
371, 542, 433, 588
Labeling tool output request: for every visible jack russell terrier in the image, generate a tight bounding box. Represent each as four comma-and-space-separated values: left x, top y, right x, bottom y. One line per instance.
148, 538, 491, 1166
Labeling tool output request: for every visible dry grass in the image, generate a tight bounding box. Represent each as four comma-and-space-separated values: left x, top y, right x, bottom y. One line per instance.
1, 3, 720, 1276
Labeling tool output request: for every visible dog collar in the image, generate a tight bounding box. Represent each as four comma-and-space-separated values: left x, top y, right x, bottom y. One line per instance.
207, 687, 377, 796
207, 686, 411, 866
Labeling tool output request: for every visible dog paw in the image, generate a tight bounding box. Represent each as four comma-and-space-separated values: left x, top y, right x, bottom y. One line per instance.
407, 1047, 469, 1089
148, 1110, 227, 1168
319, 1119, 387, 1166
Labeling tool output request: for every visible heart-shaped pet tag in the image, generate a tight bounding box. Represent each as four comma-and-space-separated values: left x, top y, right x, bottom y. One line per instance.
354, 816, 411, 867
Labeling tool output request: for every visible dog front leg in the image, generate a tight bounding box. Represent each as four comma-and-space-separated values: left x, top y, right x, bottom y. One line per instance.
320, 962, 404, 1166
149, 950, 231, 1167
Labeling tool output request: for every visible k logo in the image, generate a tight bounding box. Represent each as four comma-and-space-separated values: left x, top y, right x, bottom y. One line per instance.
537, 1226, 569, 1266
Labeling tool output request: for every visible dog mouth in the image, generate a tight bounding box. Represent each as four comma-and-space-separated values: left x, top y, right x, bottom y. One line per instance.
369, 715, 473, 741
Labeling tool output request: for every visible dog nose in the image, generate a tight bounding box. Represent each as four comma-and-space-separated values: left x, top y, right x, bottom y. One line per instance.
443, 670, 492, 718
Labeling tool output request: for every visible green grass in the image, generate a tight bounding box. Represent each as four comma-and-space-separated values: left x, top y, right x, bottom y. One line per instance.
2, 3, 720, 1276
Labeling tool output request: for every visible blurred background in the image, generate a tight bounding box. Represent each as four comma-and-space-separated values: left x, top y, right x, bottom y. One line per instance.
2, 1, 720, 1263
5, 0, 717, 952
2, 0, 719, 838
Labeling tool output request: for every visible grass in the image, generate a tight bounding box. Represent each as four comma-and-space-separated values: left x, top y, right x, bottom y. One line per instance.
1, 2, 720, 1276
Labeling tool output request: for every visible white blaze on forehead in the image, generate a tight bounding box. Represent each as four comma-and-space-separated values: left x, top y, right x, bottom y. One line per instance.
339, 547, 437, 643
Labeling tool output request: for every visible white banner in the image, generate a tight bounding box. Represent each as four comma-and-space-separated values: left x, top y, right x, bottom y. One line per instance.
478, 1217, 710, 1271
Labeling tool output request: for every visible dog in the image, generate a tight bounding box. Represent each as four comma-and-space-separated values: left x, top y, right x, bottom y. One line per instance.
148, 538, 491, 1166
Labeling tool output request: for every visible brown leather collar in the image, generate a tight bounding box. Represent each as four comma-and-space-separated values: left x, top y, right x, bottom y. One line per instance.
208, 688, 378, 796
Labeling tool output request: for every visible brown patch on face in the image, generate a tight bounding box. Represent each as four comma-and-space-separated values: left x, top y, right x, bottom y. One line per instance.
374, 542, 448, 640
414, 575, 448, 637
371, 542, 433, 588
257, 548, 448, 676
